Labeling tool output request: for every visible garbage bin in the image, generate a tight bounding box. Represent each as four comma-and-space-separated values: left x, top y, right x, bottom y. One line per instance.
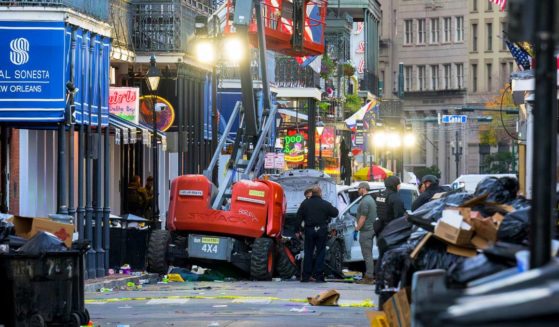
0, 251, 89, 327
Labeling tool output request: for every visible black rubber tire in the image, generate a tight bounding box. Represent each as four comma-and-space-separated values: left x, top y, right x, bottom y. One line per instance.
147, 229, 171, 274
250, 237, 275, 281
275, 244, 299, 279
29, 314, 45, 327
325, 239, 344, 279
70, 313, 81, 327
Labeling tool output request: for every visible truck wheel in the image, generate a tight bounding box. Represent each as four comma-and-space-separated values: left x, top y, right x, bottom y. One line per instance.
147, 230, 171, 274
276, 244, 299, 279
325, 239, 344, 279
250, 238, 275, 281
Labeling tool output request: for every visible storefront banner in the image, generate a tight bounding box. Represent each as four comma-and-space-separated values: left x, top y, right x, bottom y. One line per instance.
0, 21, 66, 122
109, 87, 139, 124
265, 153, 275, 169
317, 126, 336, 157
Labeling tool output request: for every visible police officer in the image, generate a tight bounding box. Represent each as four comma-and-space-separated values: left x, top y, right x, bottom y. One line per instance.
297, 186, 339, 282
374, 176, 406, 236
411, 175, 446, 211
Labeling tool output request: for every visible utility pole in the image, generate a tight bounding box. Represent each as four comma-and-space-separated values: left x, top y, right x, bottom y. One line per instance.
530, 0, 556, 269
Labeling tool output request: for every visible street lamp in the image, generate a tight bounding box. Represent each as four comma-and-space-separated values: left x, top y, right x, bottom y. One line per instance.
146, 55, 161, 226
316, 121, 325, 170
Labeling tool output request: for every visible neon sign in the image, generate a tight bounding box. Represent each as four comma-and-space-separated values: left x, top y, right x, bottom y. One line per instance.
283, 133, 305, 162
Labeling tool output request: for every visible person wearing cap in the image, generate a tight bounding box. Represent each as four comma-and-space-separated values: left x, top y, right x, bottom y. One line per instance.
411, 175, 446, 211
355, 182, 377, 283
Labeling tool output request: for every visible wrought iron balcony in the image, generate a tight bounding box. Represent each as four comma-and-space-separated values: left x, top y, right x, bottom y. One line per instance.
132, 0, 216, 53
275, 56, 320, 88
0, 0, 110, 21
110, 0, 134, 54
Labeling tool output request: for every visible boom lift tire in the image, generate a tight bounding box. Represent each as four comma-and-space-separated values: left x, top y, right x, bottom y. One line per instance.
147, 229, 171, 274
250, 237, 276, 280
276, 244, 299, 279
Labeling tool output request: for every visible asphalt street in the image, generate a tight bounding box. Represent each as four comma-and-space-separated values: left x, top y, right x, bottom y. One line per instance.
85, 280, 378, 327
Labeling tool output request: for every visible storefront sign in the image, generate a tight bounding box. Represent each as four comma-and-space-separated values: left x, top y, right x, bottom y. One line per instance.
274, 153, 285, 169
265, 153, 275, 169
139, 96, 175, 132
109, 87, 140, 124
0, 21, 65, 122
283, 133, 305, 163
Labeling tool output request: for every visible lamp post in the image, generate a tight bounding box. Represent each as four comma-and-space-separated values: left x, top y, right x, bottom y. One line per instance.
146, 55, 161, 225
451, 130, 463, 180
316, 121, 325, 171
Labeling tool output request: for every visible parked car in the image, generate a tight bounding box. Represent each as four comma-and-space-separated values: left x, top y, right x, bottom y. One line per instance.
450, 174, 517, 194
331, 181, 420, 262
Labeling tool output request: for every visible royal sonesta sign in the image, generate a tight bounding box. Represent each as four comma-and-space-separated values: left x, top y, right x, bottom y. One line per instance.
0, 21, 66, 122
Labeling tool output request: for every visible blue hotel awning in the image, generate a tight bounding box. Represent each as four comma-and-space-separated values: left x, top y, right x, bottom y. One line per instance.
0, 21, 110, 125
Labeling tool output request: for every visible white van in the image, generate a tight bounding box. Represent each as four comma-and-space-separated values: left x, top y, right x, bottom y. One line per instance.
451, 174, 517, 194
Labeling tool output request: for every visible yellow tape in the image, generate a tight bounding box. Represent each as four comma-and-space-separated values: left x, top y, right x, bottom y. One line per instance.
86, 295, 375, 308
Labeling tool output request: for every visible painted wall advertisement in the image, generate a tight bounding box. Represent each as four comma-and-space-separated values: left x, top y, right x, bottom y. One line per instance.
109, 87, 140, 124
0, 21, 65, 122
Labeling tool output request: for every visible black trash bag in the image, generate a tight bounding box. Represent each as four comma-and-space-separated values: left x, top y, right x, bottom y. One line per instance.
408, 192, 472, 231
377, 216, 413, 253
16, 231, 68, 254
483, 242, 528, 265
447, 254, 510, 288
413, 239, 466, 271
376, 244, 415, 293
507, 197, 531, 210
442, 192, 474, 206
408, 199, 446, 231
497, 208, 530, 244
474, 177, 518, 204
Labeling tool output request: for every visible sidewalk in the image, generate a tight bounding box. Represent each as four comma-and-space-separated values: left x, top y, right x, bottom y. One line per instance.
84, 273, 160, 292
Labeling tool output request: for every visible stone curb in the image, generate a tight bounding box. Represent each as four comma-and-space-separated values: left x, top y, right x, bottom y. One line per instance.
84, 273, 160, 292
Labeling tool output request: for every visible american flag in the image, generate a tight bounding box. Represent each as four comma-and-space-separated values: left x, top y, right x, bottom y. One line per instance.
505, 39, 532, 70
489, 0, 507, 11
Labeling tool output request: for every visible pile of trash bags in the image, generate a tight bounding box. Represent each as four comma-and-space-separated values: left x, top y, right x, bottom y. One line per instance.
375, 176, 534, 302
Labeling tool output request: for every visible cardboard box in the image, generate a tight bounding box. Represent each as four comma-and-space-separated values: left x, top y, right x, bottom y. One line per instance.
434, 210, 474, 245
470, 217, 498, 242
13, 216, 74, 248
471, 235, 491, 250
382, 289, 410, 327
447, 244, 477, 257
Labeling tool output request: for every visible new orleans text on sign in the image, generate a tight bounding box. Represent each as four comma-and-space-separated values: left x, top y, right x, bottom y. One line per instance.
0, 21, 66, 122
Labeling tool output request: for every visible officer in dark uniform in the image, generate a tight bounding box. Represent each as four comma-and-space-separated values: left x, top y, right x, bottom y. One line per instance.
373, 176, 406, 236
297, 186, 339, 282
411, 175, 447, 211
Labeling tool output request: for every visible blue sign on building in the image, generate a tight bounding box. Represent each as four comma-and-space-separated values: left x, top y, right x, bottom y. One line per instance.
0, 21, 66, 122
441, 115, 467, 124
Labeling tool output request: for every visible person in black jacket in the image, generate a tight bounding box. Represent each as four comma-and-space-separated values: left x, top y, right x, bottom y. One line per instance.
411, 175, 446, 211
297, 186, 339, 282
374, 176, 406, 235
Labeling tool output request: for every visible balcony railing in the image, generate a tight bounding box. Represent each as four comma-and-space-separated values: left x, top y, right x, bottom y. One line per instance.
133, 0, 213, 53
110, 0, 134, 52
275, 56, 320, 88
0, 0, 110, 21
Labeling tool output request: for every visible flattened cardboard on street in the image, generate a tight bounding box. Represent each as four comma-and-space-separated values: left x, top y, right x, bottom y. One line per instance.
12, 216, 74, 247
471, 235, 491, 250
382, 288, 410, 327
434, 209, 474, 246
